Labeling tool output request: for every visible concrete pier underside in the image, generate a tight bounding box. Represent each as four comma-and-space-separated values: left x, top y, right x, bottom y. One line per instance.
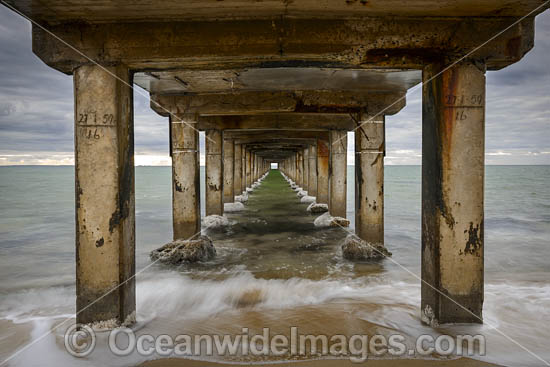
10, 0, 547, 327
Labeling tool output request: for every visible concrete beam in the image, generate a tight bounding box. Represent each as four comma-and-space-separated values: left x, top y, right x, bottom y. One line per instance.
151, 91, 406, 116
226, 129, 329, 140
421, 60, 485, 325
33, 16, 537, 73
198, 114, 357, 131
74, 64, 135, 326
10, 1, 547, 23
197, 116, 332, 130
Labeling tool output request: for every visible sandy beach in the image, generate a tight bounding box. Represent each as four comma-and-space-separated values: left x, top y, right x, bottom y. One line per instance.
142, 357, 500, 367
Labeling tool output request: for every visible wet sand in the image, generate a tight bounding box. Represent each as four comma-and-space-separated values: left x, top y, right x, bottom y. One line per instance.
0, 320, 32, 361
142, 357, 500, 367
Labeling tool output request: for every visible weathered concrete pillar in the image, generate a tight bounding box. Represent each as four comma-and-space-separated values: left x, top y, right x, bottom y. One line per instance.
290, 157, 293, 180
290, 153, 298, 184
308, 144, 317, 197
329, 130, 347, 218
317, 139, 330, 204
261, 158, 265, 175
355, 115, 385, 244
252, 153, 256, 182
300, 151, 305, 187
287, 158, 291, 178
241, 148, 247, 193
254, 153, 260, 182
223, 136, 234, 203
421, 60, 485, 325
74, 65, 135, 325
303, 147, 309, 192
172, 116, 200, 240
293, 154, 297, 182
287, 157, 291, 178
234, 144, 242, 198
246, 149, 252, 188
205, 129, 223, 216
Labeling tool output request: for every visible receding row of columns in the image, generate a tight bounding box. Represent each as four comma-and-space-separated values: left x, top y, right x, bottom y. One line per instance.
278, 121, 384, 244
201, 129, 272, 219
74, 61, 486, 326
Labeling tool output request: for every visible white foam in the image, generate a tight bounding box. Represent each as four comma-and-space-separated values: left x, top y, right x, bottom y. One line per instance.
313, 212, 333, 227
4, 274, 550, 367
202, 215, 229, 228
224, 202, 245, 212
135, 271, 406, 320
235, 193, 248, 202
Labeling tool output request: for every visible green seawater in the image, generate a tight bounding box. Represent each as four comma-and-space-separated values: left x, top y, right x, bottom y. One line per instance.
0, 166, 549, 366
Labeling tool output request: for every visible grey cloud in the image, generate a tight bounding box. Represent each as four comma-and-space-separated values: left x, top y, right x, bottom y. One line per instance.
0, 7, 548, 165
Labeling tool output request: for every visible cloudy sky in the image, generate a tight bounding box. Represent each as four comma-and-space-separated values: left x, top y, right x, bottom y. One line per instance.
0, 7, 548, 166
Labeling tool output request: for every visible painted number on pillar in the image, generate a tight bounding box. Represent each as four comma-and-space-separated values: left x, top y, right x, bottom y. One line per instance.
83, 128, 101, 140
455, 110, 468, 121
445, 94, 484, 107
77, 110, 115, 140
445, 94, 484, 122
77, 110, 115, 126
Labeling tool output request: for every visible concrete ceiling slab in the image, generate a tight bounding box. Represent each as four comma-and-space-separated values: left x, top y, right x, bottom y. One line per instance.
5, 0, 547, 23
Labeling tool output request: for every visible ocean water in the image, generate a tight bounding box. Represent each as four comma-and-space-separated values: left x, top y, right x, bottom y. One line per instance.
0, 166, 549, 366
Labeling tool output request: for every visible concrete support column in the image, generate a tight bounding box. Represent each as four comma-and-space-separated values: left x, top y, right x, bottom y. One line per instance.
74, 65, 135, 325
329, 130, 347, 218
421, 61, 485, 325
261, 158, 265, 175
288, 158, 291, 179
317, 139, 330, 204
254, 153, 260, 182
223, 136, 234, 203
303, 147, 309, 192
205, 129, 223, 216
290, 153, 298, 184
252, 153, 256, 182
246, 149, 252, 188
355, 115, 385, 244
241, 148, 247, 193
171, 116, 200, 240
288, 157, 291, 179
308, 144, 317, 197
297, 151, 303, 188
234, 144, 242, 198
294, 154, 297, 182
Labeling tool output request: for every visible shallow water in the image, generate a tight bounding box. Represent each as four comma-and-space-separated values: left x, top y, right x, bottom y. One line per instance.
0, 166, 549, 366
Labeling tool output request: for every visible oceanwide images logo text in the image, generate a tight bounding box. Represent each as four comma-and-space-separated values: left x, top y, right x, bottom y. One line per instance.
65, 325, 486, 362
